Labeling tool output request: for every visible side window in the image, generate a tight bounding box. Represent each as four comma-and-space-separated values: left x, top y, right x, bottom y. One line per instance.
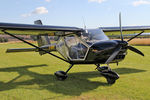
56, 37, 68, 59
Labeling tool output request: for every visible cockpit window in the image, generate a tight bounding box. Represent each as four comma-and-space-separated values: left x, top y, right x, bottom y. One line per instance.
65, 35, 88, 60
56, 34, 89, 61
81, 28, 109, 44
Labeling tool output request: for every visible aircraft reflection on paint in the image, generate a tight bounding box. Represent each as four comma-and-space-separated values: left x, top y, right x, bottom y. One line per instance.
0, 13, 148, 84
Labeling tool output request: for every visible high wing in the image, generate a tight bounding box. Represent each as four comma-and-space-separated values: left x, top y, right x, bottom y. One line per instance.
101, 26, 150, 35
0, 22, 83, 35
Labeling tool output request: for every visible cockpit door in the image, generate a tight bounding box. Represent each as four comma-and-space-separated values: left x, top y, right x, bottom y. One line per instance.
56, 37, 69, 60
56, 34, 89, 61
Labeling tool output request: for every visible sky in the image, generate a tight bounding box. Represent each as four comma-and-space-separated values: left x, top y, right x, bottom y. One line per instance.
0, 0, 150, 28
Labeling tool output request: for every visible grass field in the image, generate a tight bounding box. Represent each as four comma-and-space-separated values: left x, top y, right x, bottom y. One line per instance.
0, 43, 150, 100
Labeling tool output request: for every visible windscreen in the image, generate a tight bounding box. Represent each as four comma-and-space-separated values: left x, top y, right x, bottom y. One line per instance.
81, 28, 109, 44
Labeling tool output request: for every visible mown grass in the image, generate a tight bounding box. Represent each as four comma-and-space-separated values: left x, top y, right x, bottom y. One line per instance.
0, 43, 150, 100
129, 38, 150, 46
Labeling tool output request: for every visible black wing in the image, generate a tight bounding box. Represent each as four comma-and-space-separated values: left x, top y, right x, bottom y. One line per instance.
101, 26, 150, 35
0, 22, 83, 35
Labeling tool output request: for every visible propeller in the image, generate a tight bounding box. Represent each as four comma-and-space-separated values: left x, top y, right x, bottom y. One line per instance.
127, 45, 144, 56
105, 13, 144, 64
105, 46, 122, 64
127, 31, 144, 42
119, 13, 124, 41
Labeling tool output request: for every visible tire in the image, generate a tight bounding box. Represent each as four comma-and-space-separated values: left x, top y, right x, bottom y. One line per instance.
54, 71, 68, 81
106, 77, 116, 84
101, 70, 119, 84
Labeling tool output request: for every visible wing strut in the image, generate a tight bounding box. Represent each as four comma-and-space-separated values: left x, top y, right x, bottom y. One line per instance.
2, 30, 70, 63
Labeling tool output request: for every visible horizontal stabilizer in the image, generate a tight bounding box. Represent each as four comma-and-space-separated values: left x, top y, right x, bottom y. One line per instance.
6, 44, 56, 54
6, 48, 37, 53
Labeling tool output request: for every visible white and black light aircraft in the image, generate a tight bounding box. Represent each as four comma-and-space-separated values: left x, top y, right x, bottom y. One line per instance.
0, 14, 148, 84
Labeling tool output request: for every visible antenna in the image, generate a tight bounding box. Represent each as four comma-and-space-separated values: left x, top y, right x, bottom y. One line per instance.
82, 17, 86, 30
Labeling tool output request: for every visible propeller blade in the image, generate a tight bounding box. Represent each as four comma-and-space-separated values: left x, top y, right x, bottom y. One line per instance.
105, 46, 122, 64
127, 45, 144, 56
119, 12, 124, 41
127, 31, 144, 42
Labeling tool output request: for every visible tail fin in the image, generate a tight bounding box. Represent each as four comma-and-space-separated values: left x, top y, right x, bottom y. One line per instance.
37, 35, 50, 47
6, 20, 56, 54
34, 20, 43, 25
34, 20, 51, 55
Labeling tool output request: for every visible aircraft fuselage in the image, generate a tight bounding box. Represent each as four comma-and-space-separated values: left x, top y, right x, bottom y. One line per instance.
57, 28, 128, 64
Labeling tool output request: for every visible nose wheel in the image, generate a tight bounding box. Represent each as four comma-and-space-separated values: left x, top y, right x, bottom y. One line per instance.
54, 64, 74, 81
101, 70, 119, 84
95, 64, 119, 84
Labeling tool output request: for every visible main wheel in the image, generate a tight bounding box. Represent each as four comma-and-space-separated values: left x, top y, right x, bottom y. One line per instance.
106, 77, 116, 84
54, 71, 68, 81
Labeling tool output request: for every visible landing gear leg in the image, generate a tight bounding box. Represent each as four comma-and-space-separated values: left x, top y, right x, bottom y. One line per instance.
95, 64, 110, 72
55, 64, 74, 81
95, 64, 119, 84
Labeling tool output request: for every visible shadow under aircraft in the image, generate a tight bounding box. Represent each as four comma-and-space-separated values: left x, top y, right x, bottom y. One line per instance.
0, 64, 146, 96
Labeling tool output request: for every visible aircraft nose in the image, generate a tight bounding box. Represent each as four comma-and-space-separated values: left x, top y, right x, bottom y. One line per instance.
91, 40, 118, 51
114, 40, 128, 47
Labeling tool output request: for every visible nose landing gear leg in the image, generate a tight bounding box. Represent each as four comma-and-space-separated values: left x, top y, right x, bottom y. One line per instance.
95, 64, 119, 84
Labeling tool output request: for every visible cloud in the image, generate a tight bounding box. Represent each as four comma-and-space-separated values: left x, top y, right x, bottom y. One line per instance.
132, 0, 150, 6
45, 0, 51, 2
32, 7, 48, 14
22, 7, 48, 17
88, 0, 106, 3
